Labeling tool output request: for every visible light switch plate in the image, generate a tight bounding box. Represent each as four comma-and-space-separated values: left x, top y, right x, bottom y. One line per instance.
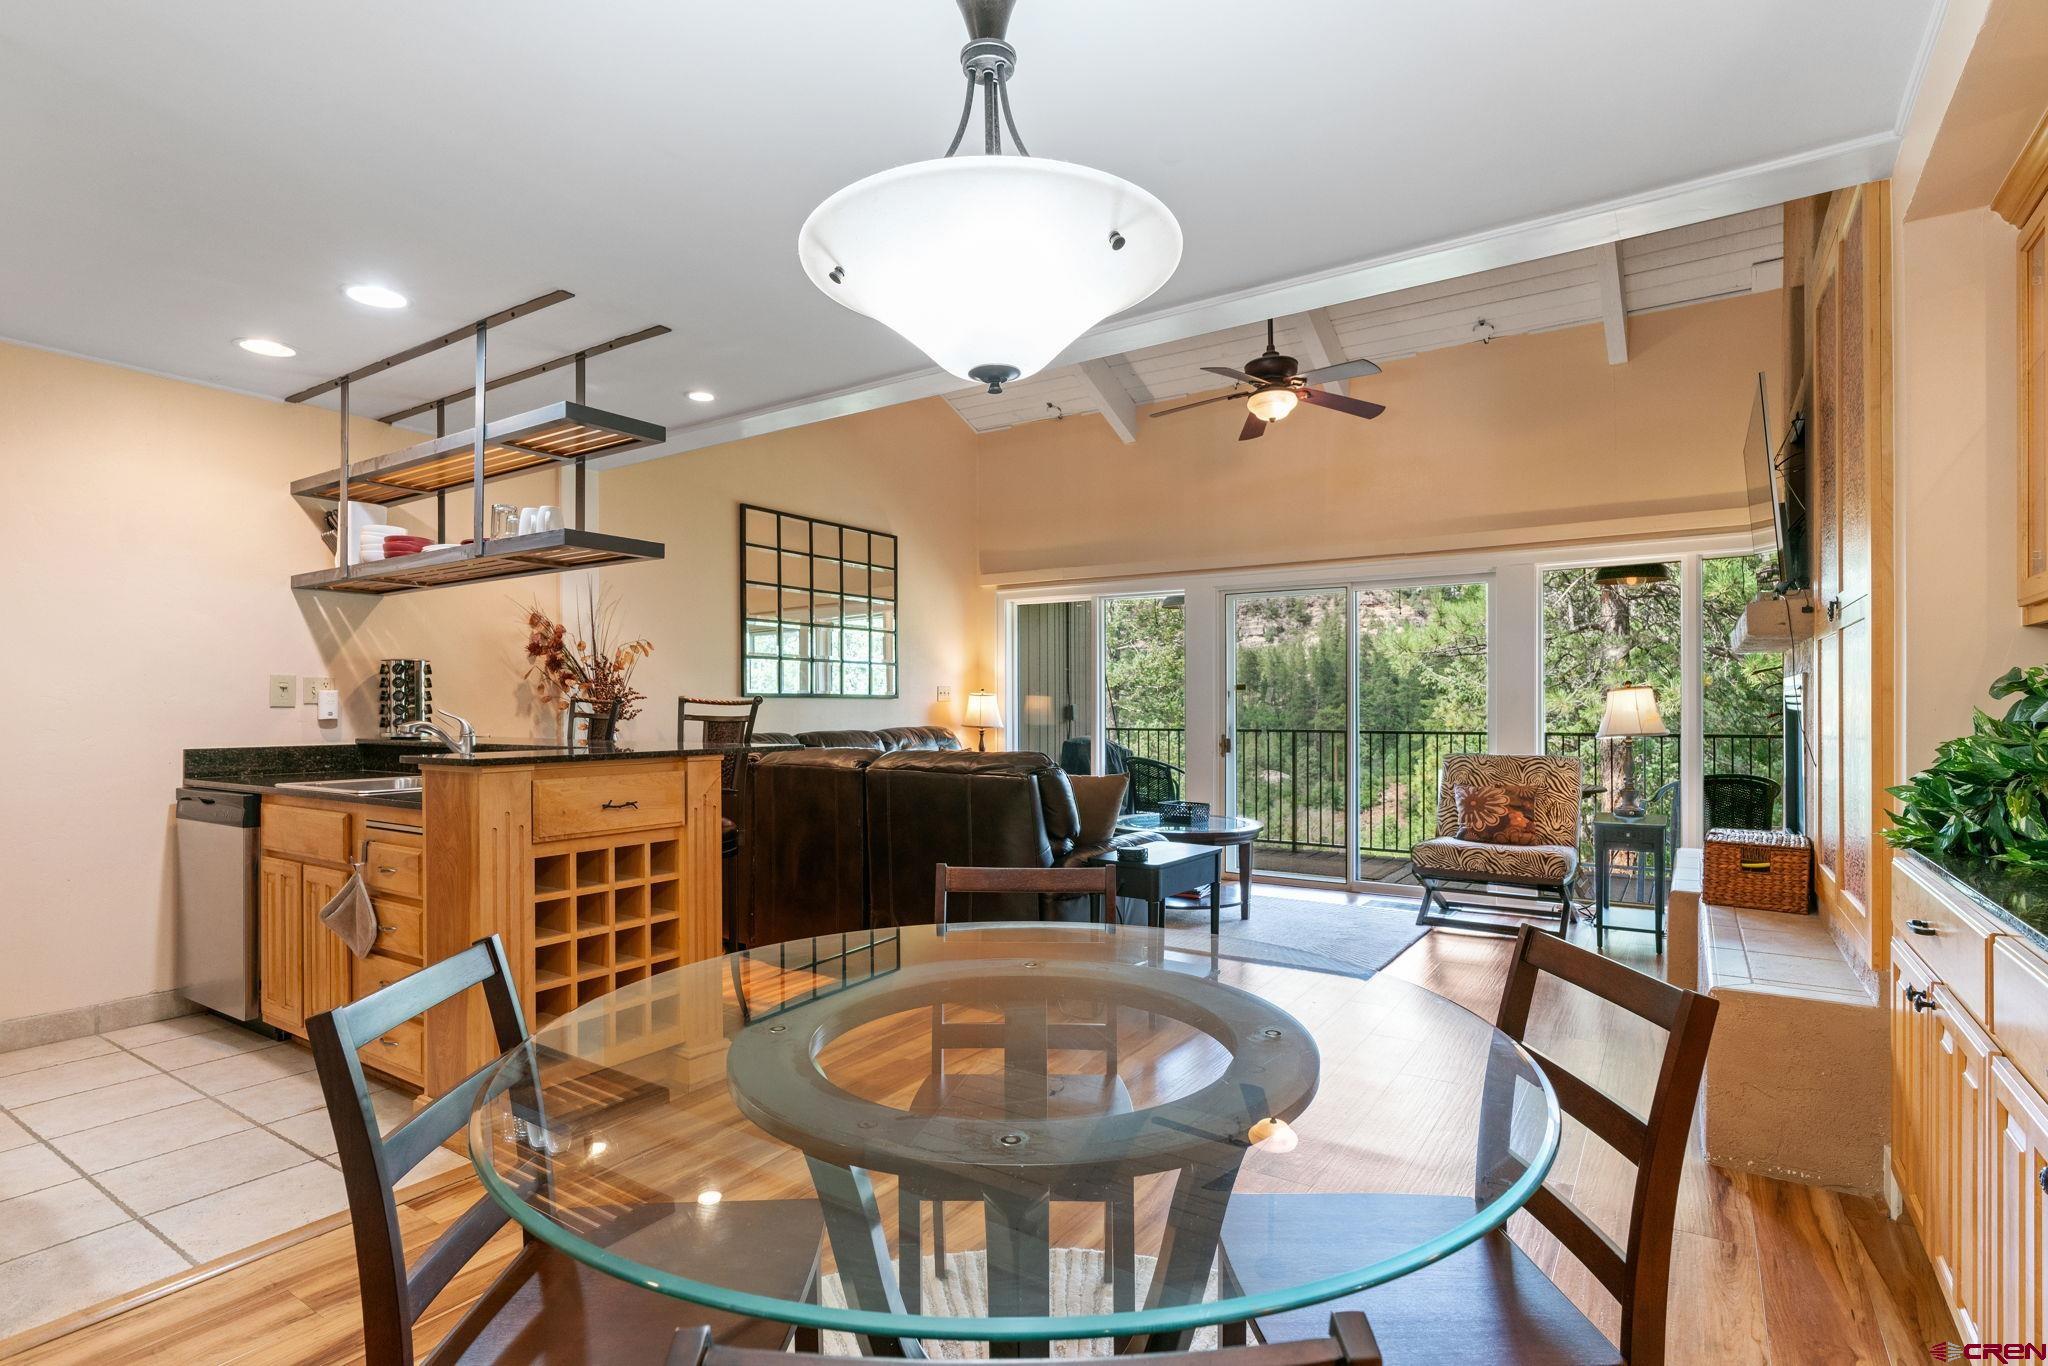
936, 685, 953, 701
301, 676, 333, 704
269, 675, 296, 708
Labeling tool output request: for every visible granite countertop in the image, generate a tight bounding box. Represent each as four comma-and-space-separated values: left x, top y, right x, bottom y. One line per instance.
1911, 849, 2048, 954
181, 741, 442, 810
406, 746, 722, 767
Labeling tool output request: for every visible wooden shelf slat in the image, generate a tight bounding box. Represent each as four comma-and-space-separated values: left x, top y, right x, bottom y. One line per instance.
291, 528, 663, 595
290, 401, 666, 506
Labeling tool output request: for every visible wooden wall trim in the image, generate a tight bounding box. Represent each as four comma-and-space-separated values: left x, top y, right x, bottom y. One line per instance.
1993, 107, 2048, 227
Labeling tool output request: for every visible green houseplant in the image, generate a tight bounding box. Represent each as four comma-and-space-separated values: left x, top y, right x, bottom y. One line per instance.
1886, 665, 2048, 868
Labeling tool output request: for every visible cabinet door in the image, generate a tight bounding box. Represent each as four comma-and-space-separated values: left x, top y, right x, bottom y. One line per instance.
1891, 942, 1938, 1230
2020, 204, 2048, 611
298, 865, 355, 1022
258, 856, 304, 1032
1986, 1058, 2048, 1346
1930, 986, 1994, 1342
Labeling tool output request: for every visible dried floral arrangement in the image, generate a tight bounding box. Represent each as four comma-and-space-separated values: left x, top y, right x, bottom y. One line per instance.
522, 587, 652, 722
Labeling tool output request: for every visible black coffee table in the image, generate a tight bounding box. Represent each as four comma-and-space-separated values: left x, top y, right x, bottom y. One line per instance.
1089, 840, 1225, 933
1115, 812, 1264, 919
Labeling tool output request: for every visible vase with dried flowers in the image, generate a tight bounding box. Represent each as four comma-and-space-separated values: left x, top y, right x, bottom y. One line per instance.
522, 588, 652, 750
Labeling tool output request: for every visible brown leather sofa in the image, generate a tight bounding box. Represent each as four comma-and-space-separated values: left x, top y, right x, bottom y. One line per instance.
739, 747, 1154, 946
753, 725, 962, 752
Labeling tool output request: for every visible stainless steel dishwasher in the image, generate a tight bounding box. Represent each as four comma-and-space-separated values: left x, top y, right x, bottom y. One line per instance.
174, 787, 262, 1021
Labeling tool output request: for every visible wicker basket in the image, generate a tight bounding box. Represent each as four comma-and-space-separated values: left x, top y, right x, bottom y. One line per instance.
1703, 827, 1812, 913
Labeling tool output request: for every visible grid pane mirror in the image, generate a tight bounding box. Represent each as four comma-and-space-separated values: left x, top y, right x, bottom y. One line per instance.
742, 504, 898, 697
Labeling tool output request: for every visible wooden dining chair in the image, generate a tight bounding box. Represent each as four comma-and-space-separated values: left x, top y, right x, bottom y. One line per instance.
911, 864, 1136, 1313
308, 935, 823, 1365
1217, 923, 1719, 1366
667, 1310, 1383, 1366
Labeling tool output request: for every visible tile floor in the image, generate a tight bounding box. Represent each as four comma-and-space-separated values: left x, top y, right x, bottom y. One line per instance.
0, 1013, 465, 1340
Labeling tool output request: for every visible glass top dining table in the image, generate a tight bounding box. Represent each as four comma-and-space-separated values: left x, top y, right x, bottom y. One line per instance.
466, 923, 1561, 1350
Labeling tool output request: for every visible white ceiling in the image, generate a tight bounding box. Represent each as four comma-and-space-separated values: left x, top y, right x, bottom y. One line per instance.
949, 206, 1786, 433
0, 1, 1937, 459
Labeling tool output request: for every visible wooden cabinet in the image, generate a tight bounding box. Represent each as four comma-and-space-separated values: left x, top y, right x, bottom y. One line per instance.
1889, 854, 2048, 1346
1999, 120, 2048, 621
1986, 1057, 2048, 1345
258, 798, 425, 1088
258, 855, 304, 1032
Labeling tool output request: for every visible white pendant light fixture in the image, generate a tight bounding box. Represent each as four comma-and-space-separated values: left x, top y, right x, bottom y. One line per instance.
798, 0, 1181, 394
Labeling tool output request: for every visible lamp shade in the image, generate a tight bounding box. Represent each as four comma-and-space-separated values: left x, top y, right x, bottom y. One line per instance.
799, 156, 1181, 387
1597, 684, 1668, 738
964, 690, 1004, 730
1022, 693, 1055, 726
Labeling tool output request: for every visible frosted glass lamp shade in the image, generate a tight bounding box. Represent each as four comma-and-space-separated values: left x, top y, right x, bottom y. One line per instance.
1597, 684, 1668, 738
799, 156, 1181, 387
964, 690, 1004, 731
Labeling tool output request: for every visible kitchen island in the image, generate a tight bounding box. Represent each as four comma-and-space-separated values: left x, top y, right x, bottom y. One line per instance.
187, 744, 724, 1096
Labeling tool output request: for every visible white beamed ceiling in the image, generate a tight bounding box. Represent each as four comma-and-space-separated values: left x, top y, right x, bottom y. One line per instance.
946, 206, 1786, 434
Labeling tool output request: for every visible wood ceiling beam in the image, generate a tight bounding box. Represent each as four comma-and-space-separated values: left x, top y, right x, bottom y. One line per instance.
1282, 309, 1351, 395
1072, 358, 1139, 444
1594, 242, 1629, 365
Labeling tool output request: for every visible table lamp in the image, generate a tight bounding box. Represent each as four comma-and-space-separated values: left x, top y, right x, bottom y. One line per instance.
1597, 683, 1667, 818
964, 690, 1003, 752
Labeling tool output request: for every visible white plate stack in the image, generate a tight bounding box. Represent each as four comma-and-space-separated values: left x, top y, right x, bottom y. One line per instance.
357, 523, 404, 562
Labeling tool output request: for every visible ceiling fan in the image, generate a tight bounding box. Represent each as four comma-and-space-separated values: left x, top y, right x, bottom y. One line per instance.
1150, 320, 1386, 440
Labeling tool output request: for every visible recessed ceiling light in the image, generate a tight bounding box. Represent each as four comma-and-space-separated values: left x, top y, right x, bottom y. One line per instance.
687, 390, 715, 403
236, 338, 297, 358
344, 284, 408, 309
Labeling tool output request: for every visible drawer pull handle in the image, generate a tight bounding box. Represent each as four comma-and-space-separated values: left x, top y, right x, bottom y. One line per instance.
1905, 986, 1938, 1013
377, 923, 396, 934
1906, 918, 1937, 936
1739, 860, 1771, 871
377, 866, 399, 875
601, 799, 640, 811
378, 1038, 399, 1048
2040, 1168, 2048, 1197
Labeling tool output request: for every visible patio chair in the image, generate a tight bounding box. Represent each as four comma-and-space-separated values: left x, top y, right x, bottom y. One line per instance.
1410, 754, 1583, 937
1126, 754, 1183, 812
1704, 772, 1780, 828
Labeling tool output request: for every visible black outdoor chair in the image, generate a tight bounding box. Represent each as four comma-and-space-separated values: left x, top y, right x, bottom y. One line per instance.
1126, 755, 1183, 812
1704, 772, 1781, 829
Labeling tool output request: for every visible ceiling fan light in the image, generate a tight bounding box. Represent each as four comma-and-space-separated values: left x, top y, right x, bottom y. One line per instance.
1246, 387, 1298, 424
799, 156, 1180, 388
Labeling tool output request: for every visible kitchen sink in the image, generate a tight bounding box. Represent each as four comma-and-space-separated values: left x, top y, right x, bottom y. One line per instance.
275, 774, 423, 796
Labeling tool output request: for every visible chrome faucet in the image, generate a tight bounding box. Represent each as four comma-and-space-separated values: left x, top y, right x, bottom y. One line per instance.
394, 709, 476, 759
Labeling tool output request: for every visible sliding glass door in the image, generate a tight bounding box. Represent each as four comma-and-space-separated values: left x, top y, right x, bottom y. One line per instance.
1356, 583, 1490, 883
1230, 589, 1349, 878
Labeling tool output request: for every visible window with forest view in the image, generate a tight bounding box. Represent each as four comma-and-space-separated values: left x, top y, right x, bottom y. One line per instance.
1103, 596, 1188, 801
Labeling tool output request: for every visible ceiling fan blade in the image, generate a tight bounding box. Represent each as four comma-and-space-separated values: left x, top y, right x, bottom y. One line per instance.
1299, 387, 1387, 419
1299, 356, 1382, 384
1239, 411, 1268, 441
1201, 365, 1263, 387
1151, 392, 1246, 418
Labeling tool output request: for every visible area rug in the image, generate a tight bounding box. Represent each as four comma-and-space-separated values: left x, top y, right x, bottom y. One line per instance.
818, 1248, 1220, 1357
1158, 890, 1427, 977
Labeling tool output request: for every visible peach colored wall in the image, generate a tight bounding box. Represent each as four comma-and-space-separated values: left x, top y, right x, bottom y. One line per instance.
0, 341, 559, 1023
973, 292, 1783, 584
594, 397, 995, 740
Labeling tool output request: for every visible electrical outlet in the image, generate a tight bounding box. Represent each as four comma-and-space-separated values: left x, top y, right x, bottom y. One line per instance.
936, 685, 953, 701
301, 676, 333, 704
268, 675, 296, 709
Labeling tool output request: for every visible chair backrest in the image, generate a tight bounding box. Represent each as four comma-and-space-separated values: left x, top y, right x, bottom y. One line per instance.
1483, 924, 1718, 1366
307, 936, 532, 1366
1435, 753, 1582, 846
678, 695, 763, 801
1703, 772, 1780, 829
1125, 755, 1181, 811
672, 1312, 1382, 1366
932, 862, 1118, 926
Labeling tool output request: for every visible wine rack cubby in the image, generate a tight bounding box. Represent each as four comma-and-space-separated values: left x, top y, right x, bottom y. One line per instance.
529, 830, 688, 1030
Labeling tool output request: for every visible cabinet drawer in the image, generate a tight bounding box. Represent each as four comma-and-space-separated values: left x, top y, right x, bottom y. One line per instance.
262, 803, 349, 863
1895, 857, 1997, 1021
532, 768, 685, 841
1994, 937, 2048, 1098
361, 841, 423, 900
361, 1017, 423, 1081
353, 951, 417, 1001
367, 898, 423, 964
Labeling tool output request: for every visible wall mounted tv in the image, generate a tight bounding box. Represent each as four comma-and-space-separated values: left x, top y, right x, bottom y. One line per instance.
1742, 371, 1808, 592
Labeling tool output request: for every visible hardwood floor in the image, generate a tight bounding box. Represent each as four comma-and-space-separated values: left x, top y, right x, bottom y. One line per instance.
6, 923, 1952, 1365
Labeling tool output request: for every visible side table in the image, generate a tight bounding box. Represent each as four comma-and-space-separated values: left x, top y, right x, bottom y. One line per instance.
1089, 841, 1226, 934
1592, 814, 1669, 952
